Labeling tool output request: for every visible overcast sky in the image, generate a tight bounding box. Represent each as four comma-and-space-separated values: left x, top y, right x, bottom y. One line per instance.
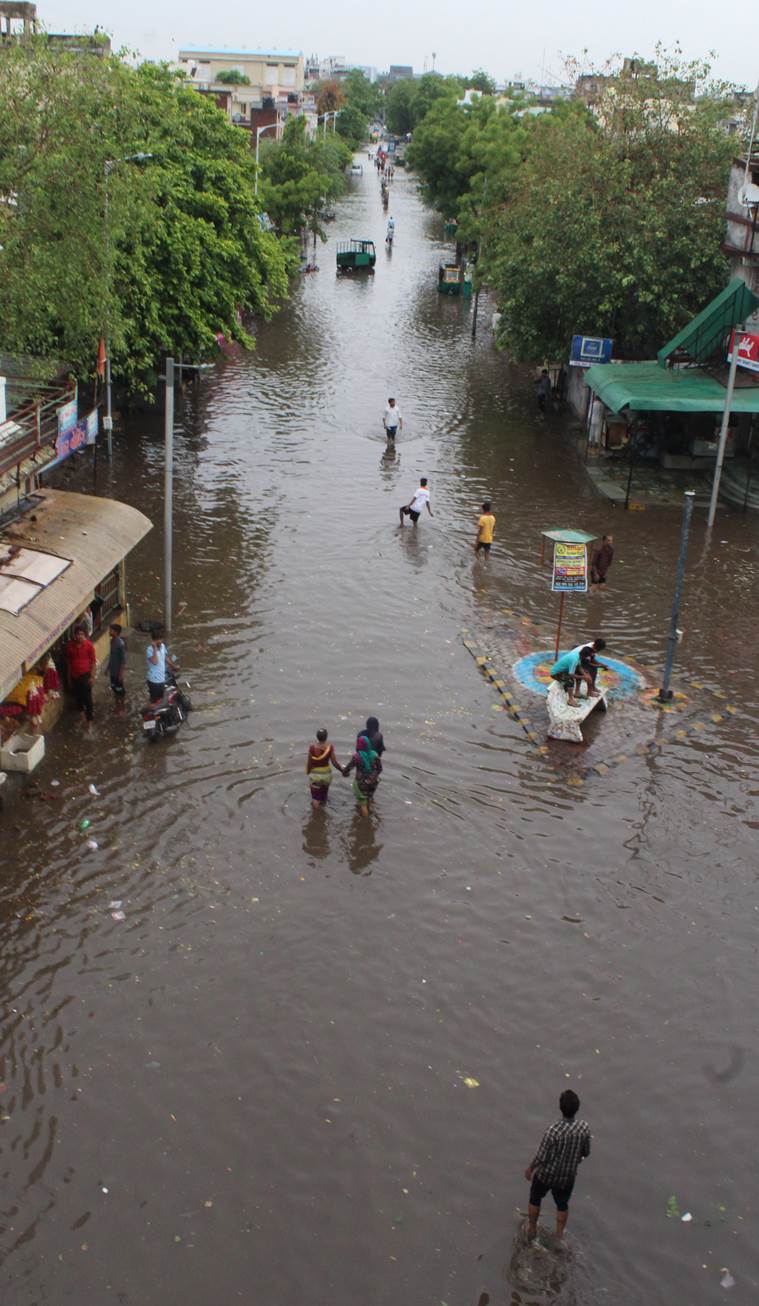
44, 0, 758, 88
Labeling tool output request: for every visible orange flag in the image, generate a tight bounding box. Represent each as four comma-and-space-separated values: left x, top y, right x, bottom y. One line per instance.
96, 338, 107, 379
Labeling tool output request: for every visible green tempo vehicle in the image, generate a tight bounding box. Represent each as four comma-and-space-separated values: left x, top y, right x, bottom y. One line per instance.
336, 240, 377, 273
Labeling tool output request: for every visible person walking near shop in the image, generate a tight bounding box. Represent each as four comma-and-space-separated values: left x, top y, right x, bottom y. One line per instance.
305, 727, 346, 812
399, 477, 433, 527
590, 534, 614, 592
145, 626, 175, 703
107, 622, 127, 714
524, 1089, 591, 1241
474, 500, 496, 560
536, 369, 553, 412
383, 397, 403, 440
66, 622, 96, 730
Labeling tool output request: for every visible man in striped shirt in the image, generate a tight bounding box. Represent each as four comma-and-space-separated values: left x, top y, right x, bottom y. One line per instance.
524, 1089, 591, 1239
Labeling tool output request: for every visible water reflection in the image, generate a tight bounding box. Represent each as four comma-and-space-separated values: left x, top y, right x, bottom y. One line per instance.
341, 811, 383, 875
302, 811, 331, 861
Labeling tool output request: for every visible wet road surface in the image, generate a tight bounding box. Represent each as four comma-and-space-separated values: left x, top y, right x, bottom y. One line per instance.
2, 156, 759, 1305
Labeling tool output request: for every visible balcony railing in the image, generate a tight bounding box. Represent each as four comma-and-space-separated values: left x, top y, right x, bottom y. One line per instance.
0, 378, 77, 479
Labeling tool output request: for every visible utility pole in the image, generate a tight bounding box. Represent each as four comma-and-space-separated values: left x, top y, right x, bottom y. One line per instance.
161, 356, 213, 632
657, 490, 695, 703
164, 356, 174, 633
707, 327, 741, 529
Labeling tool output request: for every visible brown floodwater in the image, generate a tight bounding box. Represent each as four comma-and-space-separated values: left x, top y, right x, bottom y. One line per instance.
2, 157, 758, 1306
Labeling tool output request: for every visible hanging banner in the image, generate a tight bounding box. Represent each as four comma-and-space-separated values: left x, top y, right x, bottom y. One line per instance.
57, 398, 77, 436
552, 541, 588, 592
728, 329, 759, 373
85, 408, 99, 446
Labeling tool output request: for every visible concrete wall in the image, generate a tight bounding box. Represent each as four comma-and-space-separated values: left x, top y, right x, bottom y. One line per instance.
567, 367, 591, 422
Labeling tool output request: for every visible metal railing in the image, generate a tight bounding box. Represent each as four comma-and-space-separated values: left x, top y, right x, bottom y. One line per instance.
0, 378, 77, 478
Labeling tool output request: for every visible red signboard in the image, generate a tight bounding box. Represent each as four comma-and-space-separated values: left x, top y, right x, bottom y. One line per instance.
728, 329, 759, 373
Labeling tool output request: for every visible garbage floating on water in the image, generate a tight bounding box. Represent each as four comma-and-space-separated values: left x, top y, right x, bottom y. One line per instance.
720, 1269, 735, 1289
85, 838, 99, 851
88, 784, 100, 797
108, 900, 123, 910
79, 818, 91, 831
666, 1195, 680, 1218
111, 910, 125, 922
681, 1212, 692, 1222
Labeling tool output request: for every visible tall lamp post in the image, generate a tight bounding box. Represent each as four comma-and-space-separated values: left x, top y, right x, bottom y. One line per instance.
255, 120, 280, 197
102, 152, 152, 459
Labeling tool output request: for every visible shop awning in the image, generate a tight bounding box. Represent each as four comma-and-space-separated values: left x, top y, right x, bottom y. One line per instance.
0, 489, 152, 701
657, 278, 759, 366
584, 361, 759, 414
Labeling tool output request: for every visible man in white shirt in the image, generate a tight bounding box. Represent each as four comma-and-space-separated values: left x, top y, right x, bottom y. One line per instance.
145, 625, 176, 702
399, 477, 433, 527
383, 397, 403, 440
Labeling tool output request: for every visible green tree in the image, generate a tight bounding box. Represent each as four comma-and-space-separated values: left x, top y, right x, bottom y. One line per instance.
385, 80, 416, 136
336, 102, 368, 149
342, 68, 383, 122
467, 69, 496, 95
488, 54, 736, 360
408, 94, 527, 223
258, 115, 350, 242
0, 39, 289, 393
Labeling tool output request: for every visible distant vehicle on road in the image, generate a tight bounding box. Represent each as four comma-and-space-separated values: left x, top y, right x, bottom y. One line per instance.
336, 240, 376, 273
437, 262, 472, 297
350, 163, 363, 175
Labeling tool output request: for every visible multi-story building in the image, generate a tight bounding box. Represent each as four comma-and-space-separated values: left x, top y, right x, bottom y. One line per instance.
724, 151, 759, 324
178, 46, 304, 124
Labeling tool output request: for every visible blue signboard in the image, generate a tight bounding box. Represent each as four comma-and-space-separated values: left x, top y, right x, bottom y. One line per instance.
570, 335, 613, 368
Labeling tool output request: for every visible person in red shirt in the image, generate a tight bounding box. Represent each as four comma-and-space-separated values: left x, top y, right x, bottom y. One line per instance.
66, 622, 96, 728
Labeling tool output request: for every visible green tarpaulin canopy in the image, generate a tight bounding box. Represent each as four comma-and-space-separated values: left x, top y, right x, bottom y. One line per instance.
657, 277, 759, 367
584, 361, 759, 414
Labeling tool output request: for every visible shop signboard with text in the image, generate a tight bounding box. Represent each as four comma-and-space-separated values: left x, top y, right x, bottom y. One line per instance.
551, 541, 588, 593
570, 335, 613, 368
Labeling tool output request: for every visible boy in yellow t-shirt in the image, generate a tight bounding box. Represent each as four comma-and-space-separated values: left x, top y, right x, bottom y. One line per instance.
475, 500, 496, 559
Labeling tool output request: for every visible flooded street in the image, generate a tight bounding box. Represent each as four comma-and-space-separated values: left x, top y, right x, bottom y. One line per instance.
3, 157, 759, 1305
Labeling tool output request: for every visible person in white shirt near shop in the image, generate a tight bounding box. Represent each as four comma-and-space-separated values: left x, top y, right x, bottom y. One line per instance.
383, 397, 403, 441
399, 477, 433, 527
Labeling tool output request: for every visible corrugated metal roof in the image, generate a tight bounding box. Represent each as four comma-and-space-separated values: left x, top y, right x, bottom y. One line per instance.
0, 490, 152, 700
657, 278, 759, 367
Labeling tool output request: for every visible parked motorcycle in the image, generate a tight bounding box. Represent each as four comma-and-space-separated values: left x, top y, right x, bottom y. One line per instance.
140, 673, 192, 742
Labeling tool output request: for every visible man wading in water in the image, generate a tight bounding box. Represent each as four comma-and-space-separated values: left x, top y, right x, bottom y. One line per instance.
524, 1089, 591, 1240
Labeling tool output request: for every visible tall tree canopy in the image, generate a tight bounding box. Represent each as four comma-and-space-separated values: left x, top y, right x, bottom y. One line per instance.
258, 116, 351, 242
488, 54, 737, 359
0, 39, 290, 393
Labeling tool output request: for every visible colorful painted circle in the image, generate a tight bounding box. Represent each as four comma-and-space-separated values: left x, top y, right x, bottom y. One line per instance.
513, 651, 645, 699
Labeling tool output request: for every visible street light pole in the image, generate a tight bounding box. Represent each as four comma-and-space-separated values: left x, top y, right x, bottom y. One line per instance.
707, 326, 741, 529
657, 490, 695, 704
164, 356, 175, 633
255, 121, 279, 196
102, 152, 153, 460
